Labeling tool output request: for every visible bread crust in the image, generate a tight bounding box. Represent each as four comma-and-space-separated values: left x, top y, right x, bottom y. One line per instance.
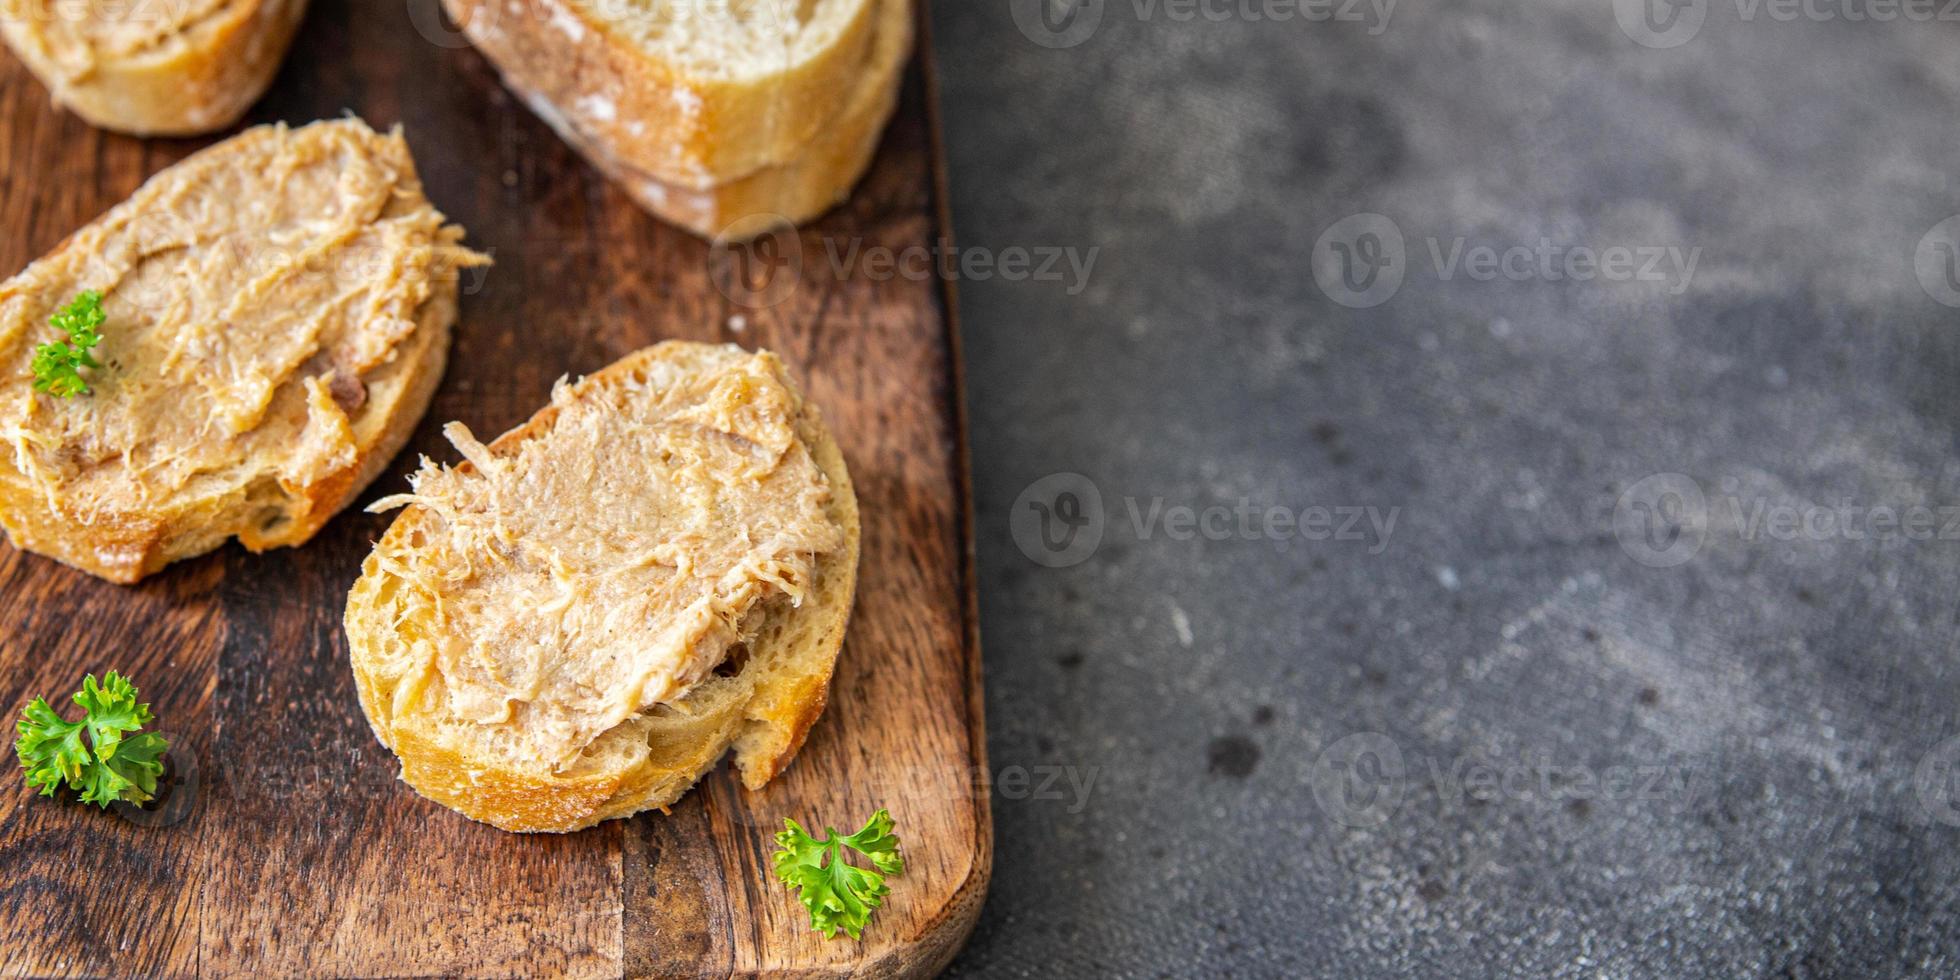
345, 342, 861, 833
0, 0, 308, 136
441, 0, 881, 189
525, 0, 912, 239
0, 119, 480, 583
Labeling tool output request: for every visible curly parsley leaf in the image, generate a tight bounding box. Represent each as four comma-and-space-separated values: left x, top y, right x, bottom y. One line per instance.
14, 671, 168, 808
31, 289, 105, 398
75, 671, 152, 752
78, 730, 167, 808
15, 698, 88, 798
773, 809, 905, 940
842, 808, 904, 876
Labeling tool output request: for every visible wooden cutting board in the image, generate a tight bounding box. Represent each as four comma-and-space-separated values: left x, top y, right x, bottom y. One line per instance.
0, 1, 989, 976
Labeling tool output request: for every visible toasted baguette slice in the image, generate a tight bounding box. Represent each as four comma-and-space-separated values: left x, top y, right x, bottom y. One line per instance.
534, 0, 911, 239
443, 0, 883, 190
345, 342, 860, 833
0, 118, 487, 583
0, 0, 308, 136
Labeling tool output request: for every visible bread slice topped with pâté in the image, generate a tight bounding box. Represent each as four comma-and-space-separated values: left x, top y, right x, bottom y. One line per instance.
0, 118, 487, 583
344, 342, 860, 833
0, 0, 309, 135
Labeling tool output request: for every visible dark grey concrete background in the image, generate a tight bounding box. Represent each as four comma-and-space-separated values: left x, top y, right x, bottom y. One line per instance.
933, 1, 1960, 976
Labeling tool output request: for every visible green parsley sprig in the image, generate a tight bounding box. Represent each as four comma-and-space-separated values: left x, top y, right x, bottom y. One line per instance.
31, 289, 106, 398
773, 808, 905, 940
15, 671, 168, 808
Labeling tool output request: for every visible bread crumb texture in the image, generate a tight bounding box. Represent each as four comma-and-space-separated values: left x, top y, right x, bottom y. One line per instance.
357, 345, 847, 783
568, 0, 855, 81
0, 118, 486, 581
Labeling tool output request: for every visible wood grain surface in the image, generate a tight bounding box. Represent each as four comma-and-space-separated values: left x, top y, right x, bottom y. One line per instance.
0, 1, 989, 976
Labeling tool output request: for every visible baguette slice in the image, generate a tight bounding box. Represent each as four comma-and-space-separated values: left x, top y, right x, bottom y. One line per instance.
442, 0, 883, 190
346, 342, 860, 833
0, 0, 308, 136
535, 0, 911, 239
0, 118, 487, 583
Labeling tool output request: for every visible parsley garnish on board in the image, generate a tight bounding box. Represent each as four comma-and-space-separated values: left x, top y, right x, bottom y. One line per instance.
31, 289, 106, 398
773, 808, 906, 940
15, 671, 169, 808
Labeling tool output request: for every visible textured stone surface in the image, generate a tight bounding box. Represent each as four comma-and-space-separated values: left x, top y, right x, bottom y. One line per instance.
935, 2, 1960, 975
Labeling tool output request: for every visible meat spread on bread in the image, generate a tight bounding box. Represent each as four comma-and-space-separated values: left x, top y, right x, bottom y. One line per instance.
346, 342, 860, 832
0, 118, 486, 583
